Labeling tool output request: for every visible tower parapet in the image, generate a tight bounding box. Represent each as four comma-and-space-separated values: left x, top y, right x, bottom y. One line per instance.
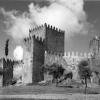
28, 23, 65, 55
29, 23, 65, 41
29, 24, 45, 40
23, 23, 65, 84
64, 51, 89, 59
45, 23, 64, 33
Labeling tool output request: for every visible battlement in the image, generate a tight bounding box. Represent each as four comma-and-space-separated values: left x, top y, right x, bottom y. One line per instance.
45, 50, 64, 57
24, 34, 44, 43
2, 58, 22, 65
30, 23, 65, 34
44, 23, 65, 34
64, 52, 91, 58
45, 51, 67, 68
29, 24, 45, 40
29, 24, 44, 33
2, 58, 14, 63
32, 35, 44, 42
29, 23, 65, 41
24, 23, 64, 55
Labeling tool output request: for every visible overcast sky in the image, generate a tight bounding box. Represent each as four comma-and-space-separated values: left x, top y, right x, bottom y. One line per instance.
0, 0, 100, 59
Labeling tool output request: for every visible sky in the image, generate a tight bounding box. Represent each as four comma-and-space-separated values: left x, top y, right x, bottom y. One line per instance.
0, 0, 100, 59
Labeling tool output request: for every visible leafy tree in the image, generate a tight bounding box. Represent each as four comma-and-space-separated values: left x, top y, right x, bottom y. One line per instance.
42, 63, 65, 86
59, 72, 73, 83
41, 64, 50, 73
78, 60, 91, 94
5, 39, 9, 57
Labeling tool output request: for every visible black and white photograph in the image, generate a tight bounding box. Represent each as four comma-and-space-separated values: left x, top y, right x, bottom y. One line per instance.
0, 0, 100, 99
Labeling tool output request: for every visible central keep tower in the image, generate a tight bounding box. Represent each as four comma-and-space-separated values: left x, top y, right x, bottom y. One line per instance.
23, 23, 65, 84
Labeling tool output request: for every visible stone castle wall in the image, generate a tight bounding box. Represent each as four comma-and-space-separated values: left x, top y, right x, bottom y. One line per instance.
45, 24, 64, 55
24, 35, 45, 84
23, 36, 33, 84
32, 37, 44, 83
13, 61, 23, 83
29, 25, 45, 40
23, 23, 65, 84
45, 51, 66, 67
3, 58, 14, 86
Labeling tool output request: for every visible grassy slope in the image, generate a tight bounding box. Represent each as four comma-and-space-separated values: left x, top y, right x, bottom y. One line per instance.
1, 85, 100, 95
1, 85, 100, 100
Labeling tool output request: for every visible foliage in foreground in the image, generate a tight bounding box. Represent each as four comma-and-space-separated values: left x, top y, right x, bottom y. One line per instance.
42, 63, 73, 86
78, 60, 91, 93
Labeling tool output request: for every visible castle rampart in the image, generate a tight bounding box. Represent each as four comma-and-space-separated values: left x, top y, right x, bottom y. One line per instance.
23, 23, 65, 84
2, 58, 19, 86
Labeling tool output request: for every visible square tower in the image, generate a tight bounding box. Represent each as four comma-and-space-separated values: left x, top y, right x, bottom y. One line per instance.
30, 23, 65, 55
2, 58, 14, 86
23, 36, 45, 84
23, 23, 65, 84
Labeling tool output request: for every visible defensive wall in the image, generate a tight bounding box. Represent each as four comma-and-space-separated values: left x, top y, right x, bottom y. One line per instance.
2, 58, 20, 86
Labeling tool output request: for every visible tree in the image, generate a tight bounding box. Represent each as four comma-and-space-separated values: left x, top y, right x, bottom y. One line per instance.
41, 64, 50, 74
50, 63, 65, 86
5, 39, 9, 58
78, 60, 91, 94
42, 63, 65, 86
60, 71, 73, 81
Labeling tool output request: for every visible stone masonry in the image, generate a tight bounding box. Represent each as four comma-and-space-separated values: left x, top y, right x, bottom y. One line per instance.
23, 23, 65, 84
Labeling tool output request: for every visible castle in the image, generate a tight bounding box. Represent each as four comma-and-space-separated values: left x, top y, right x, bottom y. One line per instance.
1, 25, 100, 86
22, 23, 65, 84
0, 23, 64, 86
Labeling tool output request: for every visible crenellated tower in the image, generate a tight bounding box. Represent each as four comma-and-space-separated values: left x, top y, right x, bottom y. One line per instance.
89, 36, 100, 58
23, 23, 65, 84
29, 23, 65, 54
